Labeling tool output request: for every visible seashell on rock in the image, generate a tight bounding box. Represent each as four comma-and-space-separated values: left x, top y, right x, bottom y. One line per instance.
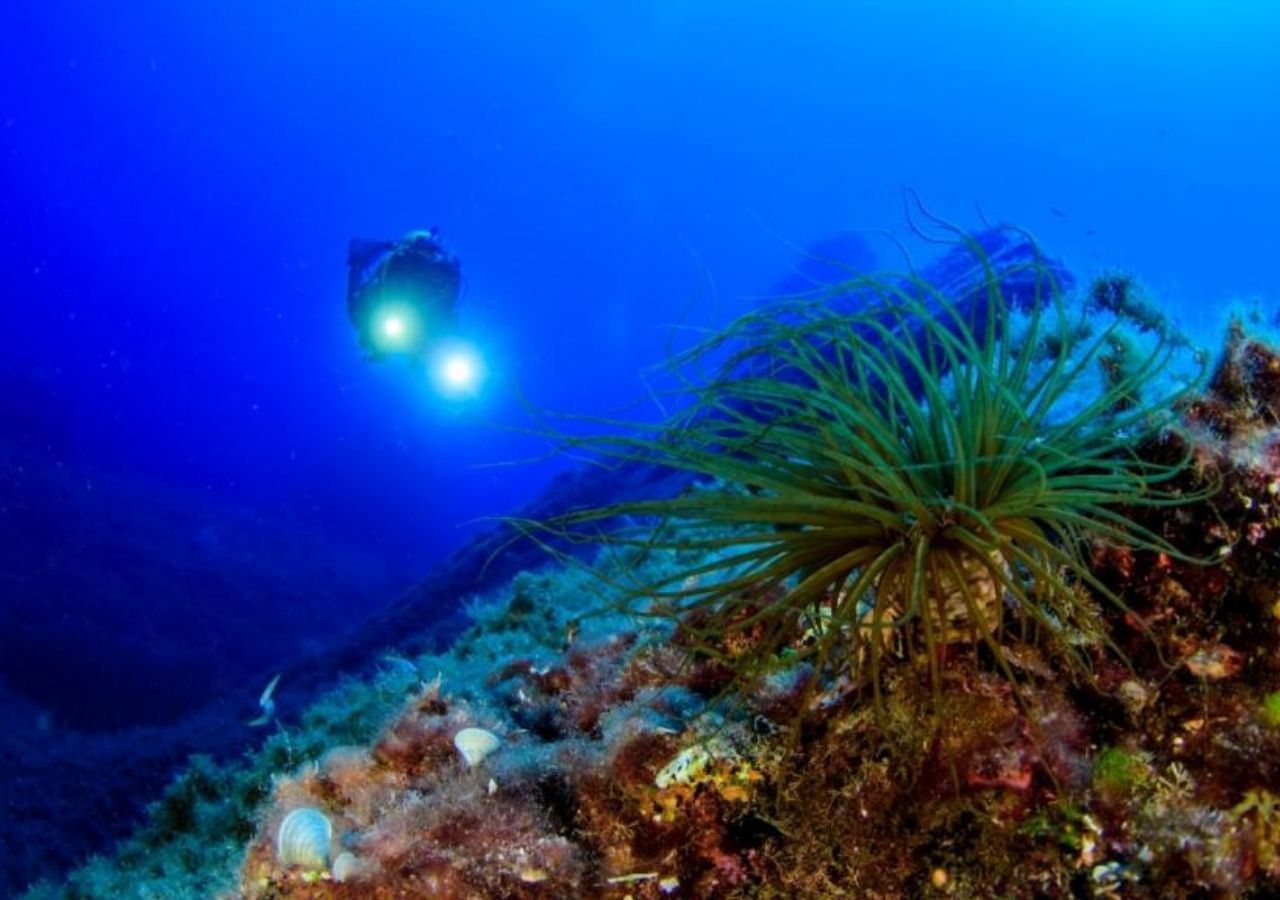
276, 806, 332, 870
453, 726, 501, 767
331, 851, 363, 883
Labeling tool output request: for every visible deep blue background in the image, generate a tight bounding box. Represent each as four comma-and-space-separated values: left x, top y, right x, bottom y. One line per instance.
1, 0, 1279, 888
3, 1, 1278, 566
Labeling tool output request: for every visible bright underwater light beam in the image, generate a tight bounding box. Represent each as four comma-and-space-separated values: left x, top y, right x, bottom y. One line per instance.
430, 341, 486, 398
381, 314, 406, 339
370, 302, 422, 353
442, 353, 475, 388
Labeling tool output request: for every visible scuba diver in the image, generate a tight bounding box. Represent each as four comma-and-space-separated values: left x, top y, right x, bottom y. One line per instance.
346, 228, 462, 361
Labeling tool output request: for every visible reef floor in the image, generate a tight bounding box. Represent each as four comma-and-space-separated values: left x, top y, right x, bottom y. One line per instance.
26, 305, 1280, 900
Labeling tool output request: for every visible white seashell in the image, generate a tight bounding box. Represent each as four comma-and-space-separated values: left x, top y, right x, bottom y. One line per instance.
453, 726, 501, 767
276, 806, 332, 870
331, 851, 363, 883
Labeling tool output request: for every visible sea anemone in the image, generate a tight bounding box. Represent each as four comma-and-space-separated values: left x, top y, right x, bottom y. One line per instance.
531, 224, 1211, 712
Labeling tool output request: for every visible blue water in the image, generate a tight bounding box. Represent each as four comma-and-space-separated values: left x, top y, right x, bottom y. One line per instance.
1, 0, 1278, 891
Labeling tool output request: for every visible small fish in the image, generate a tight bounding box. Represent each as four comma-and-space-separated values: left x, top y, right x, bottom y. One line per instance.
380, 653, 420, 677
246, 672, 281, 727
562, 618, 580, 649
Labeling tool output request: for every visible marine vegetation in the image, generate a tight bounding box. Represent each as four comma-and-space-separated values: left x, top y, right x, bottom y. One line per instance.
39, 239, 1280, 900
536, 227, 1210, 713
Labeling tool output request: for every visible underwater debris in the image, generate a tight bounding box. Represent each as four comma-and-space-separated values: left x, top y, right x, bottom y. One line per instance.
247, 672, 282, 728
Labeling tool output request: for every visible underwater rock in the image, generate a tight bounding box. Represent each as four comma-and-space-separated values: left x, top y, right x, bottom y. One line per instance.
769, 229, 878, 296
1187, 317, 1280, 440
717, 226, 1076, 405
